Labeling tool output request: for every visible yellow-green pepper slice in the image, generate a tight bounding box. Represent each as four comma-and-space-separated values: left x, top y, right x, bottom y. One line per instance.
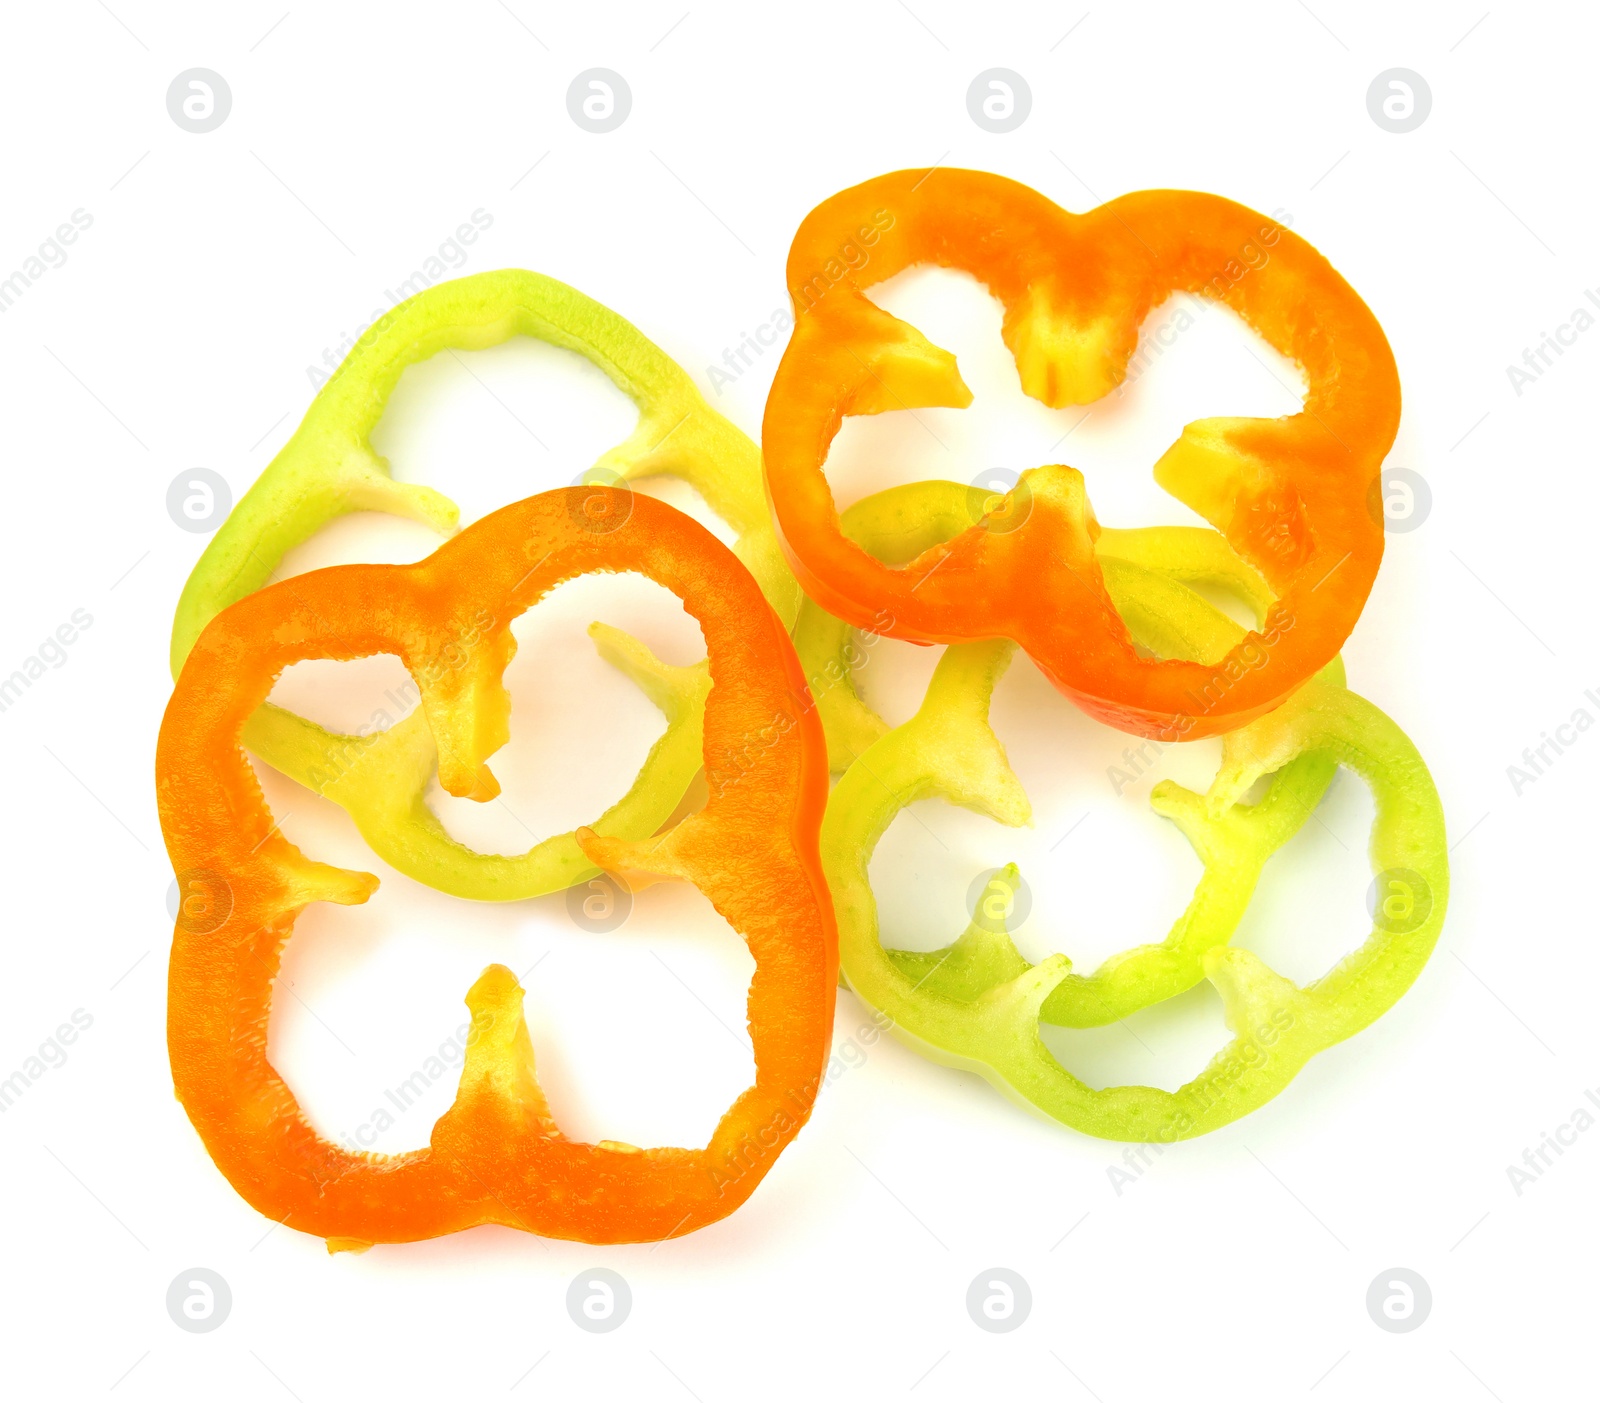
170, 269, 803, 900
821, 482, 1446, 1140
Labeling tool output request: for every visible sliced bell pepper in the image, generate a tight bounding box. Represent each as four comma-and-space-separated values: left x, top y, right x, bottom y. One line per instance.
171, 269, 806, 900
157, 488, 836, 1247
764, 168, 1402, 740
821, 482, 1445, 1139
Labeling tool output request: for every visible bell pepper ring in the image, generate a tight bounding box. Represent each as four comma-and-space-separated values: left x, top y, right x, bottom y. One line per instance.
156, 488, 837, 1247
821, 482, 1446, 1140
763, 168, 1403, 740
170, 269, 809, 901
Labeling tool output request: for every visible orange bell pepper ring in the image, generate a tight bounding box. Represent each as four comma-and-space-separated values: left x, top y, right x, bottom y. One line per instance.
762, 168, 1402, 739
156, 489, 837, 1249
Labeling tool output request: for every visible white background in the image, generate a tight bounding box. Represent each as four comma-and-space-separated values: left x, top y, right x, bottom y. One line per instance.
0, 1, 1592, 1398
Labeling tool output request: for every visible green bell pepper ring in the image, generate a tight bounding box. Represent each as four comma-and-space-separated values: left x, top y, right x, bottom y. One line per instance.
170, 269, 807, 900
820, 482, 1446, 1140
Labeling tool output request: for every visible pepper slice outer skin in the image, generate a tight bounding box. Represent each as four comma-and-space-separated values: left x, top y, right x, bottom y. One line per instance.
158, 489, 837, 1248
